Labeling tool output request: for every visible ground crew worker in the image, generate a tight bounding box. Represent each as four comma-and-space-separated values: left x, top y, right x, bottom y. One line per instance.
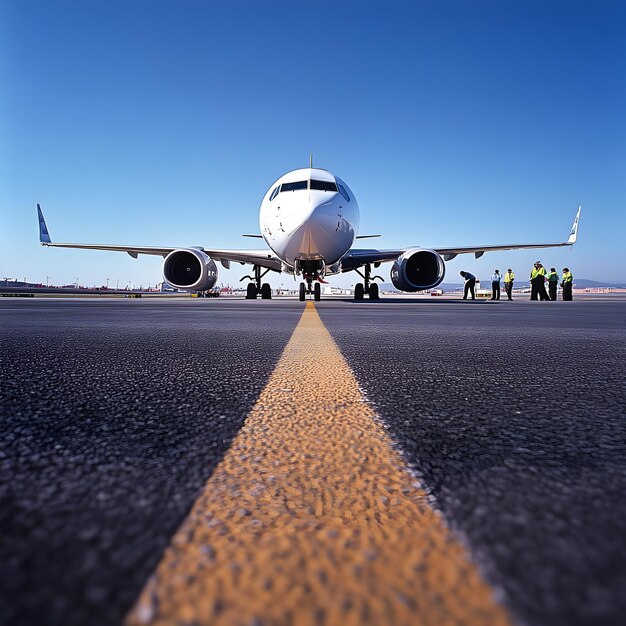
547, 267, 559, 301
491, 269, 501, 300
460, 271, 476, 300
503, 268, 514, 300
561, 267, 573, 300
530, 261, 550, 301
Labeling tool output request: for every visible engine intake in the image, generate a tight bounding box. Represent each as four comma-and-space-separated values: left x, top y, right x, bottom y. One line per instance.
163, 248, 218, 291
390, 248, 445, 292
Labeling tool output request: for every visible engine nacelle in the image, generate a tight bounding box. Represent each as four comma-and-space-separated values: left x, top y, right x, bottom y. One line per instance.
390, 248, 445, 292
162, 248, 218, 291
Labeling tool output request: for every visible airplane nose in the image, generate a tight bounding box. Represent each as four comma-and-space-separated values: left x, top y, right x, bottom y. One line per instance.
299, 193, 338, 220
289, 193, 352, 262
302, 195, 340, 232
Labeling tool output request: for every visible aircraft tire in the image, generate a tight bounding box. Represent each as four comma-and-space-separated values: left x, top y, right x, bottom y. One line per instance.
369, 283, 379, 300
261, 283, 272, 299
299, 283, 306, 302
246, 283, 258, 299
354, 283, 365, 300
314, 282, 321, 301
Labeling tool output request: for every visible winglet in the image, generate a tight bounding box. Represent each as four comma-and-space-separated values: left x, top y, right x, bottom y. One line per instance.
37, 204, 52, 244
567, 205, 581, 245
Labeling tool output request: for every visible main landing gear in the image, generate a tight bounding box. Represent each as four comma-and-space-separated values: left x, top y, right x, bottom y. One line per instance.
242, 265, 272, 300
299, 279, 322, 301
354, 264, 382, 300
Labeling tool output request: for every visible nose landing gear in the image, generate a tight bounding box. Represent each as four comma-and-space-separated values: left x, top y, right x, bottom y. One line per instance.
299, 280, 322, 301
299, 273, 322, 302
354, 264, 382, 300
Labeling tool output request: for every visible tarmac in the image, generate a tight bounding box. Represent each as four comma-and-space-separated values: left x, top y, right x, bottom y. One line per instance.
1, 294, 625, 626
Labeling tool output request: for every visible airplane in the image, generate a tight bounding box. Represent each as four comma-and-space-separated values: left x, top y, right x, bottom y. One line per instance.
37, 163, 581, 301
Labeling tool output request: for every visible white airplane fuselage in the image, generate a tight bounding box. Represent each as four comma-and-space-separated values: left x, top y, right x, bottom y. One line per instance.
259, 168, 360, 274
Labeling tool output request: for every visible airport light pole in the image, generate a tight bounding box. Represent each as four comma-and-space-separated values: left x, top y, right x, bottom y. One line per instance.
46, 276, 50, 287
106, 278, 109, 289
74, 277, 79, 288
116, 279, 119, 290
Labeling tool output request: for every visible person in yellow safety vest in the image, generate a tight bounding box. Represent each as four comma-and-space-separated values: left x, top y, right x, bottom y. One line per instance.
561, 267, 573, 301
547, 267, 560, 301
503, 268, 514, 300
530, 261, 550, 301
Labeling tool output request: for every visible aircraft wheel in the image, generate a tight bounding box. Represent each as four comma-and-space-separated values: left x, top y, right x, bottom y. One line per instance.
246, 283, 258, 299
314, 282, 321, 301
369, 283, 379, 300
299, 283, 306, 302
354, 283, 365, 300
261, 283, 272, 299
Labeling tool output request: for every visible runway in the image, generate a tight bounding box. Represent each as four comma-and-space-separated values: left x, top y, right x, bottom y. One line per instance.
1, 295, 625, 626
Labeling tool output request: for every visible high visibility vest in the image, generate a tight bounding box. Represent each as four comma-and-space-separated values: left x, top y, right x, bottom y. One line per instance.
530, 267, 546, 279
547, 271, 559, 282
504, 271, 514, 283
562, 271, 573, 283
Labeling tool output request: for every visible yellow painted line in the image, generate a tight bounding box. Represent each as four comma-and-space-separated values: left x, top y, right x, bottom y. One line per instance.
126, 302, 512, 626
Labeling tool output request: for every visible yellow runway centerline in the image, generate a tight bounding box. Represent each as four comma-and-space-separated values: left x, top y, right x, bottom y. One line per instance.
127, 302, 511, 626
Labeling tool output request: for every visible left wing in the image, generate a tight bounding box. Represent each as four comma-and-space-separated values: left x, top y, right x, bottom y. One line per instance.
37, 204, 283, 271
342, 205, 581, 269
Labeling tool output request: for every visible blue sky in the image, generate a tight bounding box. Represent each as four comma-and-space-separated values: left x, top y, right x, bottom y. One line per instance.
2, 0, 625, 288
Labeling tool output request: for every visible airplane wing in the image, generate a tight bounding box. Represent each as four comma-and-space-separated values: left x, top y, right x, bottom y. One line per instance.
342, 205, 581, 270
37, 204, 283, 271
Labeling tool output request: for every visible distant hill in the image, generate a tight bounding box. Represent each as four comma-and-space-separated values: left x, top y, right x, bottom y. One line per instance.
564, 278, 626, 288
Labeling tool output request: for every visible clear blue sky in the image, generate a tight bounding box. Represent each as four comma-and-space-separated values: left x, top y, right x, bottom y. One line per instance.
2, 0, 625, 288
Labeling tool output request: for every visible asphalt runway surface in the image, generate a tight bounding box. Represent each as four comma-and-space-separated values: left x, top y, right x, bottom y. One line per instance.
1, 295, 625, 626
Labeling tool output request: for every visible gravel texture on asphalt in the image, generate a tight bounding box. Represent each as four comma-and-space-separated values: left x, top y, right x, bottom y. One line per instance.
317, 297, 626, 626
126, 302, 511, 626
2, 296, 625, 626
0, 299, 302, 626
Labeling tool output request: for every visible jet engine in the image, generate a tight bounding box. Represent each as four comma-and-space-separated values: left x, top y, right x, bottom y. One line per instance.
162, 248, 218, 291
390, 248, 445, 291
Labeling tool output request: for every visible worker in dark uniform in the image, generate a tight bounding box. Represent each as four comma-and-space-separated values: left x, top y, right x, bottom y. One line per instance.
530, 261, 550, 301
547, 267, 559, 301
503, 268, 514, 300
491, 269, 501, 300
460, 271, 476, 300
561, 268, 573, 300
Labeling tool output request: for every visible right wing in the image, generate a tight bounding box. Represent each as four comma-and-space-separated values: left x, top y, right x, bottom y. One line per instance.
342, 205, 581, 269
37, 204, 283, 271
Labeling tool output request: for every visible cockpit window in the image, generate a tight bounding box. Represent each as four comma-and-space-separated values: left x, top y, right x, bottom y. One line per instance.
310, 180, 338, 192
269, 186, 280, 201
281, 180, 307, 192
338, 184, 351, 202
